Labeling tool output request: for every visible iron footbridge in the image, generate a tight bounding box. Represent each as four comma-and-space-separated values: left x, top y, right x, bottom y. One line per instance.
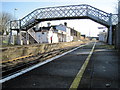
9, 4, 118, 45
10, 4, 118, 31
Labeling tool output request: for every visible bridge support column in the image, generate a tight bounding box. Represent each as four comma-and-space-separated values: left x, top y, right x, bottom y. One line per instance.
108, 25, 112, 45
116, 24, 120, 50
8, 29, 12, 45
108, 13, 112, 45
16, 30, 20, 45
20, 30, 23, 45
116, 1, 120, 51
26, 31, 29, 45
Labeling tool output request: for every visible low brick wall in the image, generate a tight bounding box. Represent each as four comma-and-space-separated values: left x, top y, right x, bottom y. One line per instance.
1, 41, 88, 61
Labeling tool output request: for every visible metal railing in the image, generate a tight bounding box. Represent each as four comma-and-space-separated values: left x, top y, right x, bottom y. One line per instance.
10, 4, 118, 31
27, 28, 39, 43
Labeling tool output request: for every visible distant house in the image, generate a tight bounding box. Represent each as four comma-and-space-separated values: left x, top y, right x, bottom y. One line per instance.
26, 23, 81, 44
98, 30, 107, 42
66, 27, 73, 42
88, 37, 99, 40
14, 22, 82, 45
65, 23, 80, 42
34, 24, 67, 43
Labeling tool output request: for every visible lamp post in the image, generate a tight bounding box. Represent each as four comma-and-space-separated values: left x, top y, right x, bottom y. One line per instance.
14, 8, 18, 19
14, 8, 18, 45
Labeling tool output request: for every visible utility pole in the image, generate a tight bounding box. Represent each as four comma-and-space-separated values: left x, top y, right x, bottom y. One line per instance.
9, 8, 18, 45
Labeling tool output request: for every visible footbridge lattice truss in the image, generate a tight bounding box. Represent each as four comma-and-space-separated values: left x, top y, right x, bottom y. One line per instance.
10, 4, 118, 30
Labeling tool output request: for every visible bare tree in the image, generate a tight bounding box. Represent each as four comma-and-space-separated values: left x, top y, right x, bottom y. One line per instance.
0, 12, 13, 35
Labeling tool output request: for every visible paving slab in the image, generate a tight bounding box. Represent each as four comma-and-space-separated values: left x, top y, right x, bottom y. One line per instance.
79, 42, 120, 89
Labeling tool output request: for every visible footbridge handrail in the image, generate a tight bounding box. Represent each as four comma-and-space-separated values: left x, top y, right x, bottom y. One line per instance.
10, 4, 118, 30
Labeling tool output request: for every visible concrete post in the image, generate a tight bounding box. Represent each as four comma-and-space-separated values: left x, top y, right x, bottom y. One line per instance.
20, 31, 23, 45
21, 40, 23, 45
26, 31, 27, 44
108, 13, 112, 45
12, 35, 15, 45
17, 30, 20, 45
26, 31, 29, 45
8, 29, 12, 45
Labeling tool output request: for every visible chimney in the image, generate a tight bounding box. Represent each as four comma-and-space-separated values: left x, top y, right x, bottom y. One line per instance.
64, 22, 67, 26
47, 22, 51, 27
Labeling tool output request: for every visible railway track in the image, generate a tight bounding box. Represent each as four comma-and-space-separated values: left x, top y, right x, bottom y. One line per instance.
1, 45, 81, 78
2, 42, 119, 89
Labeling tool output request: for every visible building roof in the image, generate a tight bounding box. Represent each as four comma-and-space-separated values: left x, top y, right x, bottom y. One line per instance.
34, 24, 80, 34
34, 25, 57, 32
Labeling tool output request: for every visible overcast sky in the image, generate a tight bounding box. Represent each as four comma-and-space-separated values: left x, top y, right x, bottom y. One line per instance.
1, 0, 118, 36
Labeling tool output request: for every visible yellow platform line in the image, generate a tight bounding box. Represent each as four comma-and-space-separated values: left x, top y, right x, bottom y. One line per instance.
2, 54, 34, 63
69, 42, 96, 90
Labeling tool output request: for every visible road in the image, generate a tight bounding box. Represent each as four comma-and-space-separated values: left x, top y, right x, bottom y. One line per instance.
2, 42, 120, 89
